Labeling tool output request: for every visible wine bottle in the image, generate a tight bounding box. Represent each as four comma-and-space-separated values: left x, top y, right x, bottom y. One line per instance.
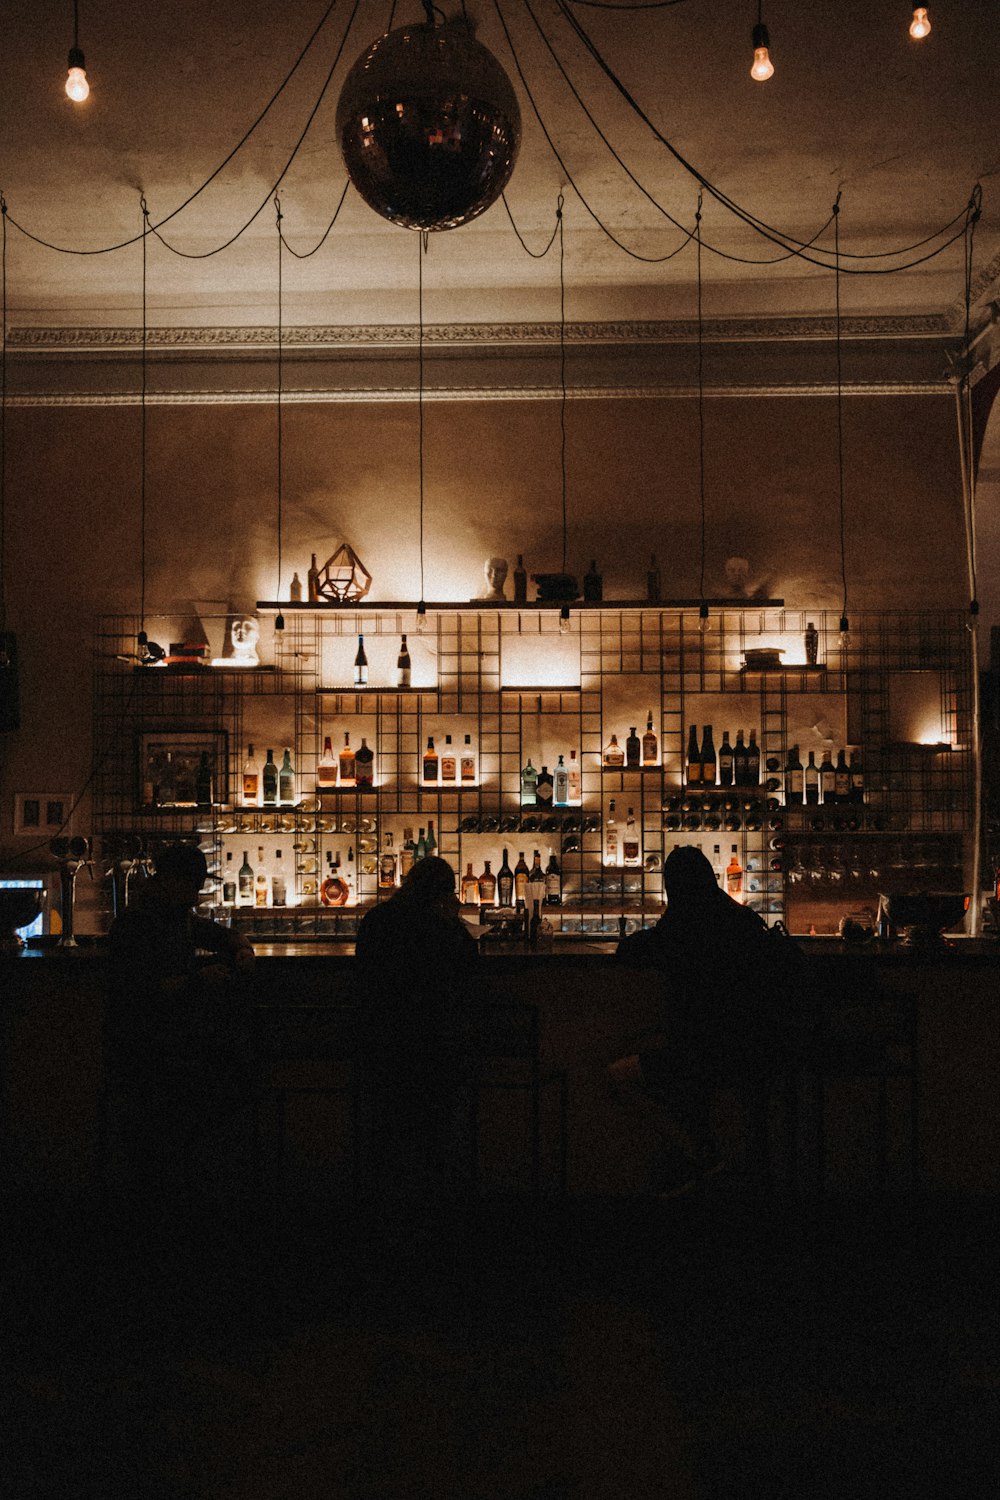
544, 852, 562, 905
686, 724, 701, 786
642, 712, 658, 766
514, 851, 530, 907
834, 748, 850, 802
732, 729, 747, 788
746, 729, 761, 787
785, 744, 804, 805
400, 828, 416, 878
496, 849, 514, 906
317, 735, 337, 788
415, 826, 427, 860
804, 750, 819, 806
262, 748, 278, 806
279, 748, 295, 805
307, 553, 319, 603
819, 747, 836, 804
339, 733, 356, 786
354, 634, 368, 687
238, 849, 254, 905
397, 634, 411, 688
717, 731, 733, 787
528, 849, 545, 905
849, 749, 864, 804
625, 727, 641, 769
699, 725, 716, 787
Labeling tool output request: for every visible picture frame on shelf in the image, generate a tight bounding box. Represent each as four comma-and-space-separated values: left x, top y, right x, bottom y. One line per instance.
137, 729, 228, 809
13, 792, 72, 837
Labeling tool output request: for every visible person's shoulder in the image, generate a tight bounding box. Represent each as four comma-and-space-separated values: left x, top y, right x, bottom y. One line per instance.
615, 925, 663, 964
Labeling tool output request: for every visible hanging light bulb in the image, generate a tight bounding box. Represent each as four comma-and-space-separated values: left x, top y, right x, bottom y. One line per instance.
909, 7, 931, 39
65, 4, 89, 101
839, 615, 851, 652
698, 602, 711, 635
750, 22, 774, 81
416, 600, 429, 634
559, 605, 572, 635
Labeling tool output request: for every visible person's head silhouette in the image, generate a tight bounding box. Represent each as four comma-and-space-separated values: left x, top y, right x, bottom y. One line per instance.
662, 845, 718, 905
397, 855, 459, 914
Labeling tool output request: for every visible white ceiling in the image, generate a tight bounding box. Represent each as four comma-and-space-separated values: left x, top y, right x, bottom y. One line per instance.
1, 0, 998, 333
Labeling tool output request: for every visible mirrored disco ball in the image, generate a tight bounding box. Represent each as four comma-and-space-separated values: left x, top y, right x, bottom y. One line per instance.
337, 23, 521, 232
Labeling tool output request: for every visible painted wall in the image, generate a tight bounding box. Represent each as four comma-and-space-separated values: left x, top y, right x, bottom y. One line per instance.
0, 388, 967, 854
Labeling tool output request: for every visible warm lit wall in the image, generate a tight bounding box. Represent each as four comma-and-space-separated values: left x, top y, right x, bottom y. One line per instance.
0, 387, 966, 853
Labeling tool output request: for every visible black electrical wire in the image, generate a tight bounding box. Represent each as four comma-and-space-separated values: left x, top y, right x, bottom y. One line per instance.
833, 194, 848, 626
275, 196, 284, 611
695, 192, 706, 605
501, 191, 562, 257
279, 179, 351, 259
139, 196, 149, 643
564, 0, 694, 9
962, 193, 981, 609
418, 231, 427, 605
557, 194, 568, 572
3, 0, 343, 257
0, 196, 6, 643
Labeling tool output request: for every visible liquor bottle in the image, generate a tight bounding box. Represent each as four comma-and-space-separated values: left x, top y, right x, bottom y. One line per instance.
732, 729, 748, 788
746, 729, 761, 787
339, 733, 356, 786
603, 734, 625, 768
605, 799, 619, 866
583, 559, 602, 602
423, 736, 438, 784
478, 860, 496, 905
279, 748, 295, 805
415, 826, 427, 861
520, 757, 538, 806
378, 832, 397, 889
623, 807, 640, 866
513, 554, 528, 604
647, 552, 661, 602
819, 747, 836, 804
785, 744, 804, 805
460, 733, 477, 785
712, 843, 723, 886
528, 849, 545, 905
461, 861, 480, 905
664, 812, 682, 832
354, 634, 368, 687
514, 851, 530, 906
625, 727, 641, 769
717, 731, 733, 787
804, 750, 820, 805
699, 725, 717, 787
221, 851, 236, 906
344, 846, 356, 904
320, 853, 345, 907
536, 765, 554, 806
289, 571, 303, 603
271, 848, 287, 906
262, 748, 278, 806
686, 724, 701, 785
317, 735, 337, 788
497, 849, 514, 906
242, 743, 260, 806
553, 755, 569, 806
544, 852, 562, 905
238, 850, 254, 905
804, 620, 819, 666
425, 819, 437, 857
255, 845, 268, 907
568, 749, 581, 803
397, 634, 411, 688
834, 748, 850, 802
726, 845, 743, 903
400, 828, 416, 878
642, 712, 658, 766
440, 735, 456, 784
849, 749, 864, 804
307, 553, 320, 603
196, 751, 213, 809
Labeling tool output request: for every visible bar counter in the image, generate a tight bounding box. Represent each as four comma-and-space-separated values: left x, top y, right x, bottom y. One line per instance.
3, 937, 998, 1203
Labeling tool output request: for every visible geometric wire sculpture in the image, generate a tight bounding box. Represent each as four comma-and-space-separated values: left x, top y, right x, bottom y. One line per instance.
315, 543, 373, 602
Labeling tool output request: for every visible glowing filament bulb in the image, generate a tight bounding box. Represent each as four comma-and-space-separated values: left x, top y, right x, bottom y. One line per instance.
559, 605, 572, 635
750, 23, 774, 81
65, 46, 89, 101
839, 615, 851, 653
909, 7, 931, 39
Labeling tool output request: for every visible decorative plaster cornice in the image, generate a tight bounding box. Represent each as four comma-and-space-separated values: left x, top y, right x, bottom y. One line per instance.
6, 312, 954, 354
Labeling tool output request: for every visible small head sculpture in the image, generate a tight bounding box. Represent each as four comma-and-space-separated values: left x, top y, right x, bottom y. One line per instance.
230, 616, 260, 663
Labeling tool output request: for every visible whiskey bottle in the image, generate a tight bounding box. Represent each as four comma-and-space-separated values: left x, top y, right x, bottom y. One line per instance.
834, 748, 850, 802
478, 860, 496, 905
279, 748, 295, 805
425, 819, 437, 857
242, 744, 260, 806
603, 734, 625, 768
513, 554, 528, 604
726, 845, 743, 903
354, 634, 368, 688
700, 726, 717, 787
262, 749, 278, 806
378, 832, 397, 889
732, 730, 748, 788
686, 724, 701, 785
819, 747, 836, 804
785, 745, 804, 805
317, 735, 337, 789
553, 755, 569, 806
339, 733, 357, 786
440, 735, 457, 784
514, 851, 530, 907
746, 729, 761, 787
717, 732, 733, 787
583, 559, 602, 602
255, 845, 268, 907
625, 727, 641, 769
497, 849, 514, 907
605, 799, 619, 866
400, 828, 416, 878
423, 736, 438, 784
196, 751, 213, 809
460, 734, 477, 785
623, 807, 640, 866
804, 750, 820, 805
568, 749, 582, 803
460, 861, 480, 905
536, 765, 554, 806
544, 852, 562, 905
520, 758, 538, 806
271, 848, 287, 907
238, 849, 254, 905
642, 712, 658, 766
397, 634, 411, 688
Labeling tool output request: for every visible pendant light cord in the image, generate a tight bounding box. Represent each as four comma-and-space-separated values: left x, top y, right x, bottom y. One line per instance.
833, 193, 848, 626
73, 0, 80, 51
0, 195, 7, 645
139, 196, 149, 641
557, 193, 568, 574
962, 196, 981, 612
696, 191, 706, 605
275, 195, 284, 611
418, 230, 427, 605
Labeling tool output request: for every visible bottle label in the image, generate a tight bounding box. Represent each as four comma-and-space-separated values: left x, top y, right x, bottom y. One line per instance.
545, 873, 561, 901
460, 756, 476, 782
441, 755, 456, 781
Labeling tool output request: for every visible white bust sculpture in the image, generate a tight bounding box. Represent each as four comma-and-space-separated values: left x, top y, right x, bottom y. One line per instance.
475, 556, 508, 602
230, 615, 260, 664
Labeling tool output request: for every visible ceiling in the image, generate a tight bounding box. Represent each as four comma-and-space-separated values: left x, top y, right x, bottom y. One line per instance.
0, 0, 998, 337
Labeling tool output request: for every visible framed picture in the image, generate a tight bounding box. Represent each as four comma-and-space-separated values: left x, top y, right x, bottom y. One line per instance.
14, 792, 72, 836
137, 729, 228, 809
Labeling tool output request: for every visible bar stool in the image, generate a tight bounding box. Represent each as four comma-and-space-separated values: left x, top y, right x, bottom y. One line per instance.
468, 999, 568, 1198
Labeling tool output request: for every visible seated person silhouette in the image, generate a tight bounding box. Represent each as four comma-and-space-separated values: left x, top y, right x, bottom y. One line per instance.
107, 842, 257, 1225
609, 845, 806, 1197
355, 856, 480, 1206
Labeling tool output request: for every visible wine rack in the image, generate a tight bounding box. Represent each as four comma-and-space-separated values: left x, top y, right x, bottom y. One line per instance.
92, 604, 975, 937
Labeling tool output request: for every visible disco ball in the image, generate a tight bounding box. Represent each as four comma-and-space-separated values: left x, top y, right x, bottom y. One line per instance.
336, 23, 521, 232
